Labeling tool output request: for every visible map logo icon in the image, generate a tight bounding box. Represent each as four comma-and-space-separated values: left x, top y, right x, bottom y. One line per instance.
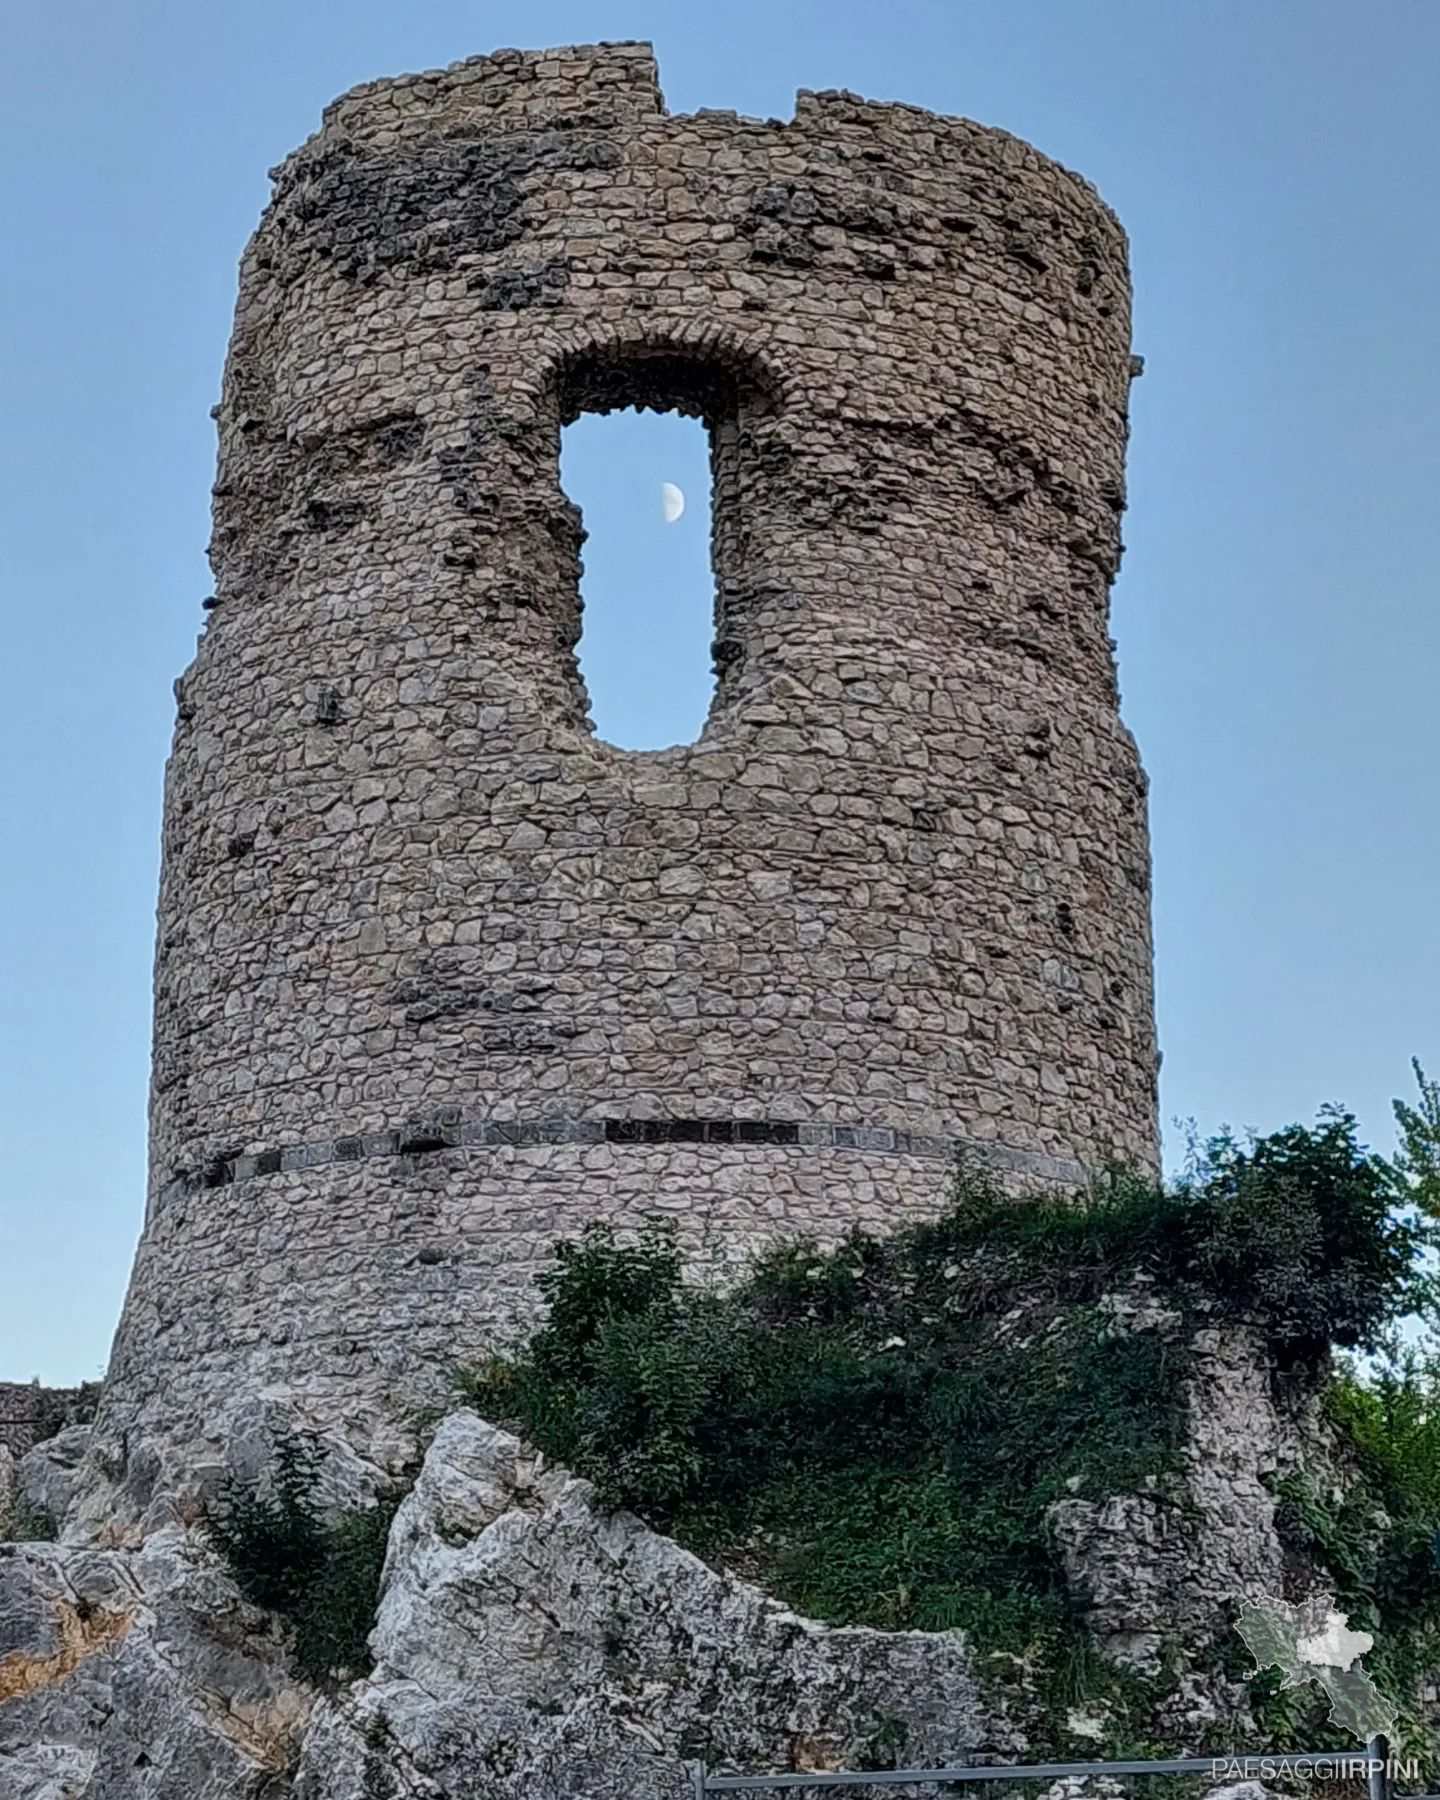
1237, 1593, 1397, 1743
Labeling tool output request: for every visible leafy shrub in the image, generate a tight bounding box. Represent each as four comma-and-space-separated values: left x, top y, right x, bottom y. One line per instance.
0, 1494, 58, 1542
33, 1379, 102, 1442
1267, 1348, 1440, 1765
1383, 1059, 1440, 1221
468, 1208, 1179, 1743
207, 1435, 395, 1684
1172, 1111, 1430, 1356
465, 1116, 1432, 1747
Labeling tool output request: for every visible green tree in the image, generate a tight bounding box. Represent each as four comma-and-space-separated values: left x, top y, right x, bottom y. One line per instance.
1382, 1058, 1440, 1223
207, 1435, 395, 1684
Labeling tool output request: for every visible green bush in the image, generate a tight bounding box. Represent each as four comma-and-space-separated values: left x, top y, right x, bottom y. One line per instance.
1266, 1349, 1440, 1764
1382, 1059, 1440, 1222
464, 1115, 1432, 1748
0, 1494, 58, 1542
207, 1435, 395, 1684
1173, 1111, 1430, 1356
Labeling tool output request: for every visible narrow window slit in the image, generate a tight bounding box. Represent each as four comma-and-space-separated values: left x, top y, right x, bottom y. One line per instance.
560, 407, 714, 751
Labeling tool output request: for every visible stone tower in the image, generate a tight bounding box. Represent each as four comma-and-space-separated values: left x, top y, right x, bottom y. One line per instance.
88, 43, 1157, 1519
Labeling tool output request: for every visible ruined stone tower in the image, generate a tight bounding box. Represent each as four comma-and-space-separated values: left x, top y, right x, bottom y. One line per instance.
89, 43, 1157, 1514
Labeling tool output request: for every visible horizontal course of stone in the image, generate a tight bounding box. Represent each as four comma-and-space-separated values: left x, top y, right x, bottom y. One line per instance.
164, 1111, 1087, 1204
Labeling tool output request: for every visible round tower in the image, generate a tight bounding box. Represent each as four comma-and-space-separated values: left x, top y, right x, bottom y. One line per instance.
91, 42, 1158, 1516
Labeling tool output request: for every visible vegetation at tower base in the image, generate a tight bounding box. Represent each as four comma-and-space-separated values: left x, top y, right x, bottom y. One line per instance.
206, 1435, 396, 1684
463, 1111, 1438, 1760
195, 1094, 1440, 1769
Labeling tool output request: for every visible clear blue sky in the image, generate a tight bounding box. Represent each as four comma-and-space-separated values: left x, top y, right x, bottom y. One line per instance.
2, 1, 1436, 1384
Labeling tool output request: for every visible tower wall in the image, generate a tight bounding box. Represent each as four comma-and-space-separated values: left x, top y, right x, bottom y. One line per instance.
93, 43, 1157, 1508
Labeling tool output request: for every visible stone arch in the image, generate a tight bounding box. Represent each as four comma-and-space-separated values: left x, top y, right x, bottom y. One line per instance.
541, 318, 795, 412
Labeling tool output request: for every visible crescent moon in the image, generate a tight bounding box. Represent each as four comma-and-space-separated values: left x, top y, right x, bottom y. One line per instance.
661, 481, 685, 524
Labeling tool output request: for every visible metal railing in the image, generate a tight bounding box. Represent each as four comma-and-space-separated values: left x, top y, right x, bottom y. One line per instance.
687, 1738, 1405, 1798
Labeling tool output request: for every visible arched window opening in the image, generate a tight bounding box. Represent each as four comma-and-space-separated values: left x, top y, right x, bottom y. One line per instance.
561, 406, 714, 751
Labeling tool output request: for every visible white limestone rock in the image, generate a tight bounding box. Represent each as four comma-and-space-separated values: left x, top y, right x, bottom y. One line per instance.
65, 1390, 412, 1549
5, 1412, 1010, 1799
295, 1410, 1008, 1800
15, 1432, 92, 1532
3, 1378, 1317, 1800
0, 1530, 309, 1798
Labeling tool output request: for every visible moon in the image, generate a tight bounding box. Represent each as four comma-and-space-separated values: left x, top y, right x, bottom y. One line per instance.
660, 481, 685, 524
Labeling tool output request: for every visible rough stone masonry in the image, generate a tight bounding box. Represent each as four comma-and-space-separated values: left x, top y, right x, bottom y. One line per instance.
84, 40, 1159, 1527
0, 1389, 87, 1465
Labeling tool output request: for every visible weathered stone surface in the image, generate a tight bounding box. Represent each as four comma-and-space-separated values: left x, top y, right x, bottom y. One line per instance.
295, 1411, 1010, 1799
2, 1413, 1013, 1798
15, 1434, 91, 1535
1048, 1316, 1325, 1708
0, 1531, 308, 1798
1049, 1491, 1180, 1672
3, 1381, 1336, 1797
66, 1390, 409, 1549
0, 1391, 89, 1465
86, 33, 1160, 1534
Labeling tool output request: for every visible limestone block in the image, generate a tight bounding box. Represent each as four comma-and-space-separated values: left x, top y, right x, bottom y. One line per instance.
0, 1532, 308, 1798
295, 1410, 1010, 1799
15, 1434, 91, 1532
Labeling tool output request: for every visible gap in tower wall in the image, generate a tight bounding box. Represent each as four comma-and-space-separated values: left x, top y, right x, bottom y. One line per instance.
561, 406, 715, 751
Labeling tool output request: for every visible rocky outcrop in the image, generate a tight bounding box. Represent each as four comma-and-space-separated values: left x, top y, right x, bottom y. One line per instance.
5, 1290, 1335, 1795
0, 1530, 309, 1798
295, 1412, 1007, 1799
66, 1391, 412, 1550
1, 1413, 1013, 1799
15, 1432, 92, 1535
1048, 1320, 1326, 1679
